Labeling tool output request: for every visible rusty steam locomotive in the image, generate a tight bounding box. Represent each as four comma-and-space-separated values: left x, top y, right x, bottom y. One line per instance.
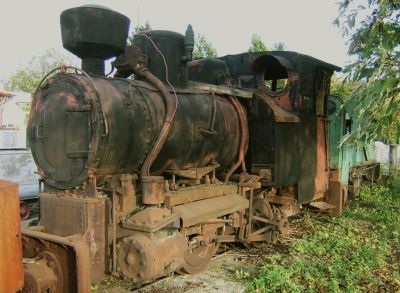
19, 5, 341, 292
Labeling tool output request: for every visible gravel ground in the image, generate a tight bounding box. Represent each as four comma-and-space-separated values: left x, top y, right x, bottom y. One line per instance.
136, 253, 254, 293
94, 251, 256, 293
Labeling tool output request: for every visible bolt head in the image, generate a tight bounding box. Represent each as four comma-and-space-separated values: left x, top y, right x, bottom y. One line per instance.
47, 260, 56, 270
126, 253, 137, 266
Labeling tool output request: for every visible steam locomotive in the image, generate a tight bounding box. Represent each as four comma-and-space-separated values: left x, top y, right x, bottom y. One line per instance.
19, 5, 341, 292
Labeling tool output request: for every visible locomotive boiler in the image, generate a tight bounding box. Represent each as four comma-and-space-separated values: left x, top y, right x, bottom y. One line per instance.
20, 5, 341, 292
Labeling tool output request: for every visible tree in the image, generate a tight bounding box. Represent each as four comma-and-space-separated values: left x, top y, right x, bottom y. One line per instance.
3, 48, 78, 94
127, 23, 217, 59
248, 34, 268, 52
193, 34, 218, 59
135, 21, 152, 34
128, 21, 152, 44
330, 74, 361, 102
272, 42, 287, 51
336, 0, 400, 144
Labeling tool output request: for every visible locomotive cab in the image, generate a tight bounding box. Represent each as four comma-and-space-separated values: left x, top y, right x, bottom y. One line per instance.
220, 52, 341, 207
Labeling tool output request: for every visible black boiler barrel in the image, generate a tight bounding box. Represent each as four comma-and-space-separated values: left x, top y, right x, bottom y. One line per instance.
28, 74, 243, 189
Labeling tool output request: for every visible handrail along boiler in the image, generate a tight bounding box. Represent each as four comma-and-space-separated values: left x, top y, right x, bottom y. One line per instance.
21, 5, 341, 292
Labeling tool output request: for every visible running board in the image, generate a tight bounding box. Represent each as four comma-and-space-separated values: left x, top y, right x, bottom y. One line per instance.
172, 193, 248, 227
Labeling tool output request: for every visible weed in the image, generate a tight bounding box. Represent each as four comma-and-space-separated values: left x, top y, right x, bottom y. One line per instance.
242, 178, 400, 292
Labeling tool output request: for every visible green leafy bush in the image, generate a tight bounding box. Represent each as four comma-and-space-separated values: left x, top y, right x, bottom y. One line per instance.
242, 178, 400, 292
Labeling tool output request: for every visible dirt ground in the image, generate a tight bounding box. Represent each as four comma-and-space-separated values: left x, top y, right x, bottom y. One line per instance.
138, 253, 253, 293
93, 250, 256, 293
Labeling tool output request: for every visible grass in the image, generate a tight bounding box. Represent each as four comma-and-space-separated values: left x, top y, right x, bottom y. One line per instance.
238, 177, 400, 292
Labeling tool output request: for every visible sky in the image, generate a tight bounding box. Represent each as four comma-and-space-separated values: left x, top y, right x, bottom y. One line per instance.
0, 0, 351, 81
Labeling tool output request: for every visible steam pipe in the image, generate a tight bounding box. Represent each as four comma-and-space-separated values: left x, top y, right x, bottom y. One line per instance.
224, 97, 248, 182
138, 68, 178, 177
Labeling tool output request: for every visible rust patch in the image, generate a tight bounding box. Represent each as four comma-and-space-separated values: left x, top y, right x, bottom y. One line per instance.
329, 169, 340, 181
327, 180, 344, 216
60, 92, 79, 108
313, 118, 328, 200
273, 91, 292, 111
22, 228, 91, 293
117, 233, 186, 284
141, 176, 165, 204
165, 184, 238, 207
39, 193, 106, 283
122, 207, 180, 232
255, 91, 300, 122
187, 59, 202, 67
172, 193, 248, 227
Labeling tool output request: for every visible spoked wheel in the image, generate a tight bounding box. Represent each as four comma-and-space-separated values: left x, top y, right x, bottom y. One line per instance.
20, 201, 31, 221
180, 227, 220, 274
246, 198, 286, 247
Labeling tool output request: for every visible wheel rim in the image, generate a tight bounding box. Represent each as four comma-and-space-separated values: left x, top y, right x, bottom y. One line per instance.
247, 198, 285, 246
20, 202, 30, 220
180, 228, 220, 274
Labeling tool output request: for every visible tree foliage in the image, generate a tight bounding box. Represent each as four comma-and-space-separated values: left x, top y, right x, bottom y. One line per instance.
128, 21, 152, 44
336, 0, 400, 144
193, 34, 218, 59
135, 21, 152, 34
248, 34, 268, 52
272, 42, 287, 51
3, 48, 77, 94
127, 23, 217, 60
330, 74, 361, 102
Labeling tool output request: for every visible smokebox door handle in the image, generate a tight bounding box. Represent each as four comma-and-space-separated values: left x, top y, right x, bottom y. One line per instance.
35, 124, 44, 139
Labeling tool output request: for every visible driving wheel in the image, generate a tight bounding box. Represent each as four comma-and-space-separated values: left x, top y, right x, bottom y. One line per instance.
180, 226, 220, 274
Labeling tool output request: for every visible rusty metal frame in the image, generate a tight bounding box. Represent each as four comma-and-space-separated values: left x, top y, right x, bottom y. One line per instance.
172, 193, 248, 227
165, 184, 238, 207
22, 228, 91, 293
